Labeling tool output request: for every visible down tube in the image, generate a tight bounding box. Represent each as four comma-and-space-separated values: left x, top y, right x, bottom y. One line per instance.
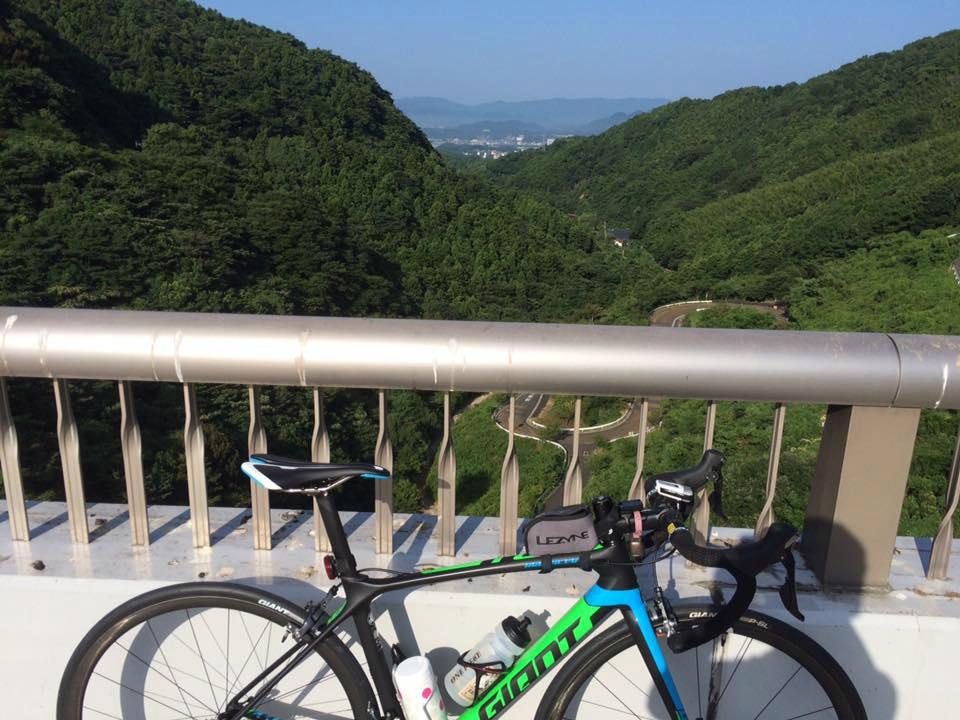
459, 598, 611, 720
584, 585, 687, 719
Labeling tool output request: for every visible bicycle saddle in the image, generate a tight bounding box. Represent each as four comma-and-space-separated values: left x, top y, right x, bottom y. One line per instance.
241, 454, 390, 493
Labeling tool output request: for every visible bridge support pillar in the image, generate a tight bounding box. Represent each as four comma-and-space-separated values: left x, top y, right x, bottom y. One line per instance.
802, 405, 920, 589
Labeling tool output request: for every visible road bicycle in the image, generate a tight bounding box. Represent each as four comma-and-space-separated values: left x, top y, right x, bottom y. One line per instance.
58, 450, 867, 719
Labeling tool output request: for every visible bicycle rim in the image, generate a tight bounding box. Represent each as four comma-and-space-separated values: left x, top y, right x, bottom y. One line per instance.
58, 583, 373, 720
542, 607, 864, 720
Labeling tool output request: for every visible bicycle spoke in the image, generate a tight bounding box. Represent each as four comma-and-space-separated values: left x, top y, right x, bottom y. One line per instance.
783, 708, 837, 719
591, 674, 646, 719
146, 620, 216, 717
224, 613, 272, 701
185, 608, 222, 712
706, 631, 728, 720
565, 698, 658, 719
606, 660, 650, 698
114, 638, 227, 702
92, 671, 205, 718
268, 669, 344, 704
147, 619, 208, 716
716, 636, 753, 704
752, 665, 803, 720
196, 608, 233, 710
260, 620, 273, 695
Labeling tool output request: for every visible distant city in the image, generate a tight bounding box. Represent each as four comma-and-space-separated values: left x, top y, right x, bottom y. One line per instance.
396, 96, 669, 157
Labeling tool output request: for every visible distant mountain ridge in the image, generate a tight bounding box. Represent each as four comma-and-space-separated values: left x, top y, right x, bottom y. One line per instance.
484, 30, 960, 300
397, 96, 668, 134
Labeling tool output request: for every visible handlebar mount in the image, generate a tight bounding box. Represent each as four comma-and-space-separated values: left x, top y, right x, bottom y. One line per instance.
617, 450, 805, 653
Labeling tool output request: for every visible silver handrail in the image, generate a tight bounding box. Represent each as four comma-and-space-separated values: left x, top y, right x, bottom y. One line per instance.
1, 307, 957, 407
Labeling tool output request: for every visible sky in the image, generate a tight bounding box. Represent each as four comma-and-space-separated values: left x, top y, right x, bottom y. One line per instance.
199, 1, 960, 104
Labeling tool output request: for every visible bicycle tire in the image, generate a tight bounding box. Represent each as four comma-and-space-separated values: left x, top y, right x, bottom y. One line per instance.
57, 581, 378, 720
536, 604, 867, 720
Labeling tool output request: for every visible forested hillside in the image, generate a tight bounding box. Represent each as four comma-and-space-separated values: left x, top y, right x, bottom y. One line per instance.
1, 1, 958, 535
0, 0, 617, 509
487, 30, 960, 305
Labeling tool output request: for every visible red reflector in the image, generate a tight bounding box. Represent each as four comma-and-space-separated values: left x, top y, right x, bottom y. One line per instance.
323, 555, 338, 580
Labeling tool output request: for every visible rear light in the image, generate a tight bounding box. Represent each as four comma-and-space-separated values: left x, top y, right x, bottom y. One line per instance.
323, 555, 338, 580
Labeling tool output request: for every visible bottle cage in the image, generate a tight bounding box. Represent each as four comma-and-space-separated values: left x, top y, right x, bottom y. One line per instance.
455, 652, 508, 705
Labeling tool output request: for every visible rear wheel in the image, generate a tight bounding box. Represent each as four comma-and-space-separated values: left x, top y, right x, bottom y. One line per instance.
537, 605, 866, 720
57, 582, 377, 720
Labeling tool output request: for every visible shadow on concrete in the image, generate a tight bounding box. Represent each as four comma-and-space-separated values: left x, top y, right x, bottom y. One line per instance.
210, 509, 251, 546
391, 514, 434, 569
913, 536, 934, 575
148, 508, 191, 544
342, 511, 370, 538
272, 510, 311, 546
30, 511, 68, 539
89, 509, 130, 541
454, 515, 484, 554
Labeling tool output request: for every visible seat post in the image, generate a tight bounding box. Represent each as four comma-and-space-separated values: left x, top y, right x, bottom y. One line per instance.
314, 492, 358, 574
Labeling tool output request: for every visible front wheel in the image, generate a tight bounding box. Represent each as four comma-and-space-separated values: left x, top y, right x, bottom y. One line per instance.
536, 604, 866, 720
57, 582, 377, 720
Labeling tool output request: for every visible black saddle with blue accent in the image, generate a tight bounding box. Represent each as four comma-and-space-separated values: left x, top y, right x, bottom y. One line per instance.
241, 454, 390, 493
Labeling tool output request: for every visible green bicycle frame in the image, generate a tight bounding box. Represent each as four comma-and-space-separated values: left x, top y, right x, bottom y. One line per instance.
228, 496, 689, 720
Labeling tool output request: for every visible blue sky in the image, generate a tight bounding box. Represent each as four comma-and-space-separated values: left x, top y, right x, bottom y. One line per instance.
200, 1, 959, 103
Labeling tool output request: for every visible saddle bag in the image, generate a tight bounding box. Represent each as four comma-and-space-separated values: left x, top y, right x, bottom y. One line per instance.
523, 504, 598, 556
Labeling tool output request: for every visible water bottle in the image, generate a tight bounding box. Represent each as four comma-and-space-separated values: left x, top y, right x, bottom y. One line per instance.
443, 615, 533, 707
393, 655, 449, 719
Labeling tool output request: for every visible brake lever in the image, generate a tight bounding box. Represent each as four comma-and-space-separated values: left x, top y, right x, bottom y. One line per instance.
778, 547, 805, 622
708, 469, 727, 522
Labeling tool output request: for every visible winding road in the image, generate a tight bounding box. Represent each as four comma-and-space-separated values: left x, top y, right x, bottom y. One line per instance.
494, 299, 785, 509
649, 299, 783, 328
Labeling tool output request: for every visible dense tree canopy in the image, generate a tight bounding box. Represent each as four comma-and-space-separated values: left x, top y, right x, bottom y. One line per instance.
0, 0, 616, 510
486, 30, 960, 308
1, 1, 958, 536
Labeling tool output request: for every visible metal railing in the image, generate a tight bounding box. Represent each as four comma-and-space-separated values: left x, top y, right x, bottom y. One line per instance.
0, 307, 958, 586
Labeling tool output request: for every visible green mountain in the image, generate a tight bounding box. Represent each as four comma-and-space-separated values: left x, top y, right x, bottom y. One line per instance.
0, 0, 619, 509
486, 30, 960, 302
0, 0, 613, 321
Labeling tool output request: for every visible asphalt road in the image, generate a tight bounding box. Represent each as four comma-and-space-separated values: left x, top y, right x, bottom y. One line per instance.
649, 300, 783, 328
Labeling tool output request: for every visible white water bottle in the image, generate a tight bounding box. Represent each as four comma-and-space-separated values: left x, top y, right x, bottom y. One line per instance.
393, 655, 449, 720
443, 615, 532, 707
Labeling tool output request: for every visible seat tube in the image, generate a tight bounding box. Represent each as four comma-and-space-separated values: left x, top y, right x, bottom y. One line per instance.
314, 492, 357, 574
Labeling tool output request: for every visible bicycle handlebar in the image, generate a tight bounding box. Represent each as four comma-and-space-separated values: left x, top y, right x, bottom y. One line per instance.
609, 450, 804, 652
664, 521, 801, 652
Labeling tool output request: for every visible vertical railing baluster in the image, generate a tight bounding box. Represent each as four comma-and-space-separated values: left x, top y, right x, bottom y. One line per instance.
499, 395, 520, 555
311, 388, 332, 553
628, 398, 650, 501
437, 392, 457, 556
562, 396, 584, 505
690, 399, 717, 545
755, 403, 786, 537
247, 386, 271, 550
374, 391, 394, 554
0, 378, 29, 542
929, 423, 960, 579
54, 379, 88, 544
118, 381, 149, 546
183, 383, 210, 548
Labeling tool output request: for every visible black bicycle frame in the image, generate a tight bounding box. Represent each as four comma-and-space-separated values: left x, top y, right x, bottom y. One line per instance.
226, 493, 687, 720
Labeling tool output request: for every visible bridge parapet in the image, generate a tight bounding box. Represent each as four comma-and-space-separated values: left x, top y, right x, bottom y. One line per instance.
1, 306, 959, 585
